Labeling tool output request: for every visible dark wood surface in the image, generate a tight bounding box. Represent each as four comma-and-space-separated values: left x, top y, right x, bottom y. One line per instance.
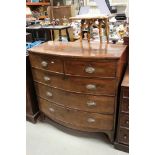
114, 66, 129, 152
32, 68, 117, 96
34, 82, 115, 114
28, 41, 127, 60
26, 55, 40, 123
29, 41, 127, 142
38, 98, 114, 131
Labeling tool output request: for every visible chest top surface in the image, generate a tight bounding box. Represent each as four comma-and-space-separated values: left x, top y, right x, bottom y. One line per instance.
121, 66, 129, 87
28, 41, 127, 60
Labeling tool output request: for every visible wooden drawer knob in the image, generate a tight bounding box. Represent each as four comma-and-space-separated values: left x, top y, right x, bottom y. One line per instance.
85, 66, 95, 74
43, 76, 50, 82
86, 84, 96, 90
46, 91, 53, 97
41, 61, 48, 67
87, 101, 96, 107
87, 118, 96, 123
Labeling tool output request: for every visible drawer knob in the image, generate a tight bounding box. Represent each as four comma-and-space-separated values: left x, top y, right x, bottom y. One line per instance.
86, 84, 96, 90
49, 107, 55, 112
85, 66, 95, 74
87, 118, 95, 123
126, 120, 129, 124
87, 101, 96, 107
51, 61, 55, 64
41, 61, 48, 67
123, 135, 127, 139
44, 76, 50, 82
46, 91, 53, 97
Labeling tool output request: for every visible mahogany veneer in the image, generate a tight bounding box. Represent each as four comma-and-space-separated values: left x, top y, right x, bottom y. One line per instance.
28, 41, 127, 142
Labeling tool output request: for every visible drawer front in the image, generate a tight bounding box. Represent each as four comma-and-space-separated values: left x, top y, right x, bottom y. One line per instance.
121, 98, 129, 113
29, 53, 63, 73
35, 82, 115, 114
123, 88, 129, 98
38, 98, 114, 131
32, 69, 116, 95
64, 60, 116, 78
118, 128, 129, 145
120, 113, 129, 128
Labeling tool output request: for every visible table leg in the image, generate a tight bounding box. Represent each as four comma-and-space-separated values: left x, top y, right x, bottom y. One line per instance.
80, 19, 85, 42
44, 29, 47, 41
59, 29, 62, 41
66, 28, 70, 41
105, 18, 109, 44
98, 19, 103, 43
36, 30, 39, 41
52, 30, 55, 41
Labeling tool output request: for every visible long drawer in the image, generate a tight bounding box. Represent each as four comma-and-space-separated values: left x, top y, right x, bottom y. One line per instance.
64, 60, 116, 78
32, 68, 116, 95
38, 98, 114, 131
35, 82, 115, 114
29, 53, 63, 73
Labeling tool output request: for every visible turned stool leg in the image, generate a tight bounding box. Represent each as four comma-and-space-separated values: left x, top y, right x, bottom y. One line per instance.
105, 18, 109, 44
80, 19, 85, 42
87, 20, 91, 43
98, 19, 103, 43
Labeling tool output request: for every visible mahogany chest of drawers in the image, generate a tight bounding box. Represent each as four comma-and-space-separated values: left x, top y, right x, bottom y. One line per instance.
28, 41, 127, 142
26, 54, 40, 123
114, 66, 129, 151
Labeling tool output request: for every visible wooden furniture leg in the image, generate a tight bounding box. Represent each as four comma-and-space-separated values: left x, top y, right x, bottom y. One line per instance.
80, 19, 85, 42
52, 30, 55, 41
98, 19, 103, 43
66, 28, 70, 41
87, 20, 91, 43
105, 18, 109, 43
59, 29, 62, 41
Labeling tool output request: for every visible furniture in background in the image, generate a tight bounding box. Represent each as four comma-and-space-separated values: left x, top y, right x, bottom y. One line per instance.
26, 33, 40, 123
42, 25, 71, 41
47, 5, 73, 21
26, 25, 71, 41
26, 33, 33, 42
26, 54, 40, 123
114, 66, 129, 152
28, 41, 127, 142
26, 0, 50, 20
26, 26, 43, 41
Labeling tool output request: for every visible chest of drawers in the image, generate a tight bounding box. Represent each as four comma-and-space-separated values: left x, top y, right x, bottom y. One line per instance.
114, 66, 129, 151
26, 54, 40, 123
28, 41, 127, 142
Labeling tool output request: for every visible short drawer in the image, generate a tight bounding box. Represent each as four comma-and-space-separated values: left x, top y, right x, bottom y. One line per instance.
32, 69, 116, 96
64, 60, 116, 78
123, 88, 129, 98
118, 128, 129, 145
35, 82, 115, 114
29, 53, 63, 73
120, 113, 129, 128
38, 98, 114, 131
121, 98, 129, 113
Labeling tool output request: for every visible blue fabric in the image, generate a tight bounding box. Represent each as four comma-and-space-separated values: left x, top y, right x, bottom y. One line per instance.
26, 41, 44, 50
